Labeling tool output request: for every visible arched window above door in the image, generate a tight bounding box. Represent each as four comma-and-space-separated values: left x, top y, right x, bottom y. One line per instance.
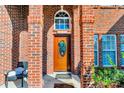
54, 10, 70, 30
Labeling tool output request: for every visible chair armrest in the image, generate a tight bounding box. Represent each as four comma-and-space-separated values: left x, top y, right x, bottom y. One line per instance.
22, 70, 28, 77
5, 70, 17, 81
6, 70, 16, 76
22, 69, 28, 74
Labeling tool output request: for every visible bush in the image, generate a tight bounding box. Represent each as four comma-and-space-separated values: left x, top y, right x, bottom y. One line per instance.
91, 54, 124, 88
92, 67, 124, 87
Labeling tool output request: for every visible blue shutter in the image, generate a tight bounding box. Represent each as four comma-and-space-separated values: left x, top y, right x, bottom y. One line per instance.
120, 35, 124, 66
102, 35, 116, 67
94, 35, 98, 66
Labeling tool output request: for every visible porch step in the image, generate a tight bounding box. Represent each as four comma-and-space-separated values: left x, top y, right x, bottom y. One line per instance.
55, 73, 72, 79
54, 83, 74, 88
43, 72, 80, 88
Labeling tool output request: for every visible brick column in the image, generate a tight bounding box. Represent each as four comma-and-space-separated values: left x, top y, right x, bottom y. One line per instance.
28, 5, 43, 88
73, 6, 81, 74
19, 31, 28, 61
0, 6, 12, 85
80, 6, 95, 88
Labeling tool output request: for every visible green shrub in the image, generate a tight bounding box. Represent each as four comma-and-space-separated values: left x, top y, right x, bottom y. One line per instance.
92, 68, 115, 87
92, 54, 124, 88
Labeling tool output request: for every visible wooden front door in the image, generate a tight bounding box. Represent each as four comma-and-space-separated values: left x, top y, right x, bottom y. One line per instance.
54, 36, 69, 72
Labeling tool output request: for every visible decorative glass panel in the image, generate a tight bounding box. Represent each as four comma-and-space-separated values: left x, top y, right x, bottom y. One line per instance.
55, 11, 70, 30
56, 12, 69, 17
102, 35, 116, 67
94, 35, 98, 66
58, 40, 66, 57
120, 35, 124, 66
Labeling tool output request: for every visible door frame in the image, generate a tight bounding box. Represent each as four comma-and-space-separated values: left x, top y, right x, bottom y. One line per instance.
53, 34, 71, 72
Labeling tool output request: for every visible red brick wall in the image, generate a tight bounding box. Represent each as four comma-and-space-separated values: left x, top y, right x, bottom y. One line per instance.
6, 6, 22, 69
5, 6, 28, 69
80, 6, 124, 87
0, 6, 12, 85
28, 5, 43, 88
80, 6, 95, 88
0, 5, 28, 85
1, 5, 124, 88
73, 6, 81, 74
19, 31, 28, 62
94, 7, 124, 34
94, 7, 124, 67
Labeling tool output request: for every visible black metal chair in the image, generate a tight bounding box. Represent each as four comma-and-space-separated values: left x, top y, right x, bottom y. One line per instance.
5, 61, 28, 88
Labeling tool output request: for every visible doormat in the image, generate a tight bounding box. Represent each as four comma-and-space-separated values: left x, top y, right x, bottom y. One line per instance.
54, 83, 74, 88
55, 74, 72, 79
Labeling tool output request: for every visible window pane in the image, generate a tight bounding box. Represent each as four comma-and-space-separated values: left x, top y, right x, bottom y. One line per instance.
65, 19, 69, 23
94, 51, 98, 66
94, 35, 98, 66
55, 24, 59, 29
102, 51, 116, 66
102, 41, 106, 50
120, 51, 124, 65
59, 24, 65, 29
94, 35, 98, 50
107, 41, 111, 50
111, 36, 115, 41
55, 18, 70, 30
59, 19, 64, 24
65, 24, 69, 29
102, 35, 116, 67
55, 12, 70, 30
120, 35, 124, 43
55, 19, 70, 30
120, 35, 124, 66
121, 44, 124, 51
55, 19, 59, 23
112, 42, 115, 50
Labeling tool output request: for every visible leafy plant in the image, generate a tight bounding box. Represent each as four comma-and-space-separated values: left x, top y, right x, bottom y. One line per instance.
91, 54, 124, 88
121, 52, 124, 58
107, 54, 116, 66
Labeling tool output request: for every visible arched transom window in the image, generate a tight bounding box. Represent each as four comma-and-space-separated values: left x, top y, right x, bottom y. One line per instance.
54, 10, 70, 30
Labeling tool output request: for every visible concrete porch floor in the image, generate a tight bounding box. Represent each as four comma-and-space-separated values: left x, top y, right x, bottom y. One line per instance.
0, 72, 80, 88
43, 72, 80, 88
0, 78, 28, 88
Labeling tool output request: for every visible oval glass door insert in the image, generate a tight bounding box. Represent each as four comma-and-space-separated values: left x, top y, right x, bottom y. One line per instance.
58, 40, 66, 57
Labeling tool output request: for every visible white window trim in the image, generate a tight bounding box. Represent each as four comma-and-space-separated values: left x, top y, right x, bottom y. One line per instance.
94, 35, 99, 67
102, 34, 117, 67
120, 34, 124, 67
54, 10, 71, 31
54, 10, 71, 18
55, 17, 69, 19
